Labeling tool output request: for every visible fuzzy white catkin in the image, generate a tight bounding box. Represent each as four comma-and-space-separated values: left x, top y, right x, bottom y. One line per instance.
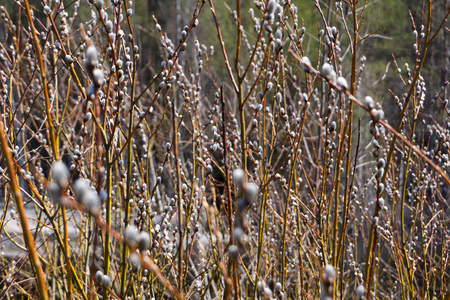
233, 227, 244, 244
364, 96, 375, 109
85, 46, 98, 70
337, 76, 348, 90
82, 190, 101, 216
95, 270, 103, 284
300, 56, 312, 72
274, 282, 282, 293
265, 0, 276, 22
372, 109, 385, 122
47, 181, 62, 204
43, 5, 51, 15
322, 63, 336, 82
52, 161, 69, 189
323, 264, 336, 281
264, 287, 273, 299
356, 284, 365, 297
105, 20, 113, 33
124, 225, 139, 249
322, 63, 333, 76
137, 231, 151, 251
129, 252, 141, 270
232, 168, 245, 189
73, 179, 90, 202
244, 182, 259, 202
378, 158, 385, 168
256, 281, 264, 293
228, 245, 239, 262
84, 112, 92, 123
93, 69, 105, 87
102, 275, 110, 288
95, 0, 103, 9
267, 0, 276, 15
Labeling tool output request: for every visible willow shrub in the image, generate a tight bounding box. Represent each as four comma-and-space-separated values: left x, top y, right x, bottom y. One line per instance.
0, 0, 449, 299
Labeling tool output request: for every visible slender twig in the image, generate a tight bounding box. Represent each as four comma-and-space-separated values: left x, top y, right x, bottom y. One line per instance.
0, 116, 49, 300
207, 0, 239, 93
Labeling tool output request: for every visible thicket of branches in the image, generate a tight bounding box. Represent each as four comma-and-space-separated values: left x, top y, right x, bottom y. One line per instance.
0, 0, 449, 299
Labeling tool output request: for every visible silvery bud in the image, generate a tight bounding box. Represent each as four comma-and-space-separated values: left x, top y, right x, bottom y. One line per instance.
274, 282, 282, 293
124, 225, 139, 249
105, 20, 113, 33
267, 0, 276, 13
228, 245, 239, 262
43, 6, 51, 15
376, 167, 384, 179
81, 190, 101, 216
129, 252, 141, 271
356, 284, 365, 298
84, 112, 92, 123
300, 56, 312, 73
95, 270, 103, 284
337, 76, 348, 90
233, 227, 244, 244
85, 46, 98, 73
47, 181, 62, 205
275, 29, 282, 40
322, 264, 336, 284
137, 231, 151, 251
322, 63, 336, 82
372, 109, 385, 122
372, 138, 379, 149
363, 96, 375, 110
266, 0, 276, 17
92, 69, 105, 88
257, 281, 265, 293
264, 287, 273, 299
95, 0, 104, 9
73, 179, 90, 201
244, 182, 259, 203
378, 183, 385, 194
87, 84, 96, 100
52, 161, 70, 189
102, 275, 110, 288
232, 168, 245, 190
